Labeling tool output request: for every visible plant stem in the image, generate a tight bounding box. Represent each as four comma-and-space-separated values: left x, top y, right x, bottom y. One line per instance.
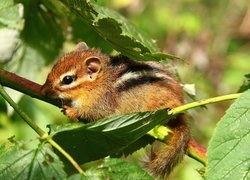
0, 84, 46, 137
170, 93, 242, 115
188, 140, 207, 166
0, 84, 85, 175
48, 139, 86, 175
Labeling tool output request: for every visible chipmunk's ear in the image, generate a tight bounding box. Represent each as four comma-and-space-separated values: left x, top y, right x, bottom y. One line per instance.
84, 56, 102, 80
75, 42, 88, 51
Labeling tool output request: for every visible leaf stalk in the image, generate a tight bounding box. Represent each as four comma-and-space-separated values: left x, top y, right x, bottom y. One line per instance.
170, 93, 242, 115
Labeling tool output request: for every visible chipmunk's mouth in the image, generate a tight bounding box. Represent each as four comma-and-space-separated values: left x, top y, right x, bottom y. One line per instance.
60, 99, 72, 107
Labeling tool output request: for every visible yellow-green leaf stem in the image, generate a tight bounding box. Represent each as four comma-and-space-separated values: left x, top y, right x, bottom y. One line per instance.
170, 93, 242, 115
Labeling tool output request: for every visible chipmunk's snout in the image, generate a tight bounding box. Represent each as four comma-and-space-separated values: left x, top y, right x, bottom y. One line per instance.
41, 83, 59, 99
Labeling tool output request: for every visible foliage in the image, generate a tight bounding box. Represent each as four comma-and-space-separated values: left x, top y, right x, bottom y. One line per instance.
0, 0, 249, 179
0, 141, 152, 180
0, 142, 67, 180
58, 0, 179, 61
68, 158, 153, 180
50, 109, 171, 164
206, 89, 250, 179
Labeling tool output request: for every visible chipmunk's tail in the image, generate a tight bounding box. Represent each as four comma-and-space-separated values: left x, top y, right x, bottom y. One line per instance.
144, 115, 191, 178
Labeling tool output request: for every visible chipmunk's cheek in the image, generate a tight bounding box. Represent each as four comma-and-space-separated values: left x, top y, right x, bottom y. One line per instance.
58, 92, 72, 99
58, 93, 65, 99
57, 88, 76, 98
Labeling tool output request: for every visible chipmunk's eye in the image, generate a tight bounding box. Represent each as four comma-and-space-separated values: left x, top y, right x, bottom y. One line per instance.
62, 75, 76, 85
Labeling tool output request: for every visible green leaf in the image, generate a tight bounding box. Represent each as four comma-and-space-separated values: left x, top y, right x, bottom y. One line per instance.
114, 135, 154, 158
58, 0, 179, 61
69, 158, 152, 180
238, 74, 250, 93
70, 16, 113, 54
49, 109, 172, 164
206, 90, 250, 180
0, 142, 67, 180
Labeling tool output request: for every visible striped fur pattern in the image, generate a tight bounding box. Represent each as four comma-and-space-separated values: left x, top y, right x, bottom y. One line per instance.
110, 56, 174, 92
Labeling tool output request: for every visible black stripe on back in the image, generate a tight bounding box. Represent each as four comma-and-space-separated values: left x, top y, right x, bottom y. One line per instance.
116, 76, 167, 92
111, 55, 167, 75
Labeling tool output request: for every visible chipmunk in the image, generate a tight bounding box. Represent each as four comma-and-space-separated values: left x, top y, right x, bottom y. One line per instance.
41, 42, 191, 178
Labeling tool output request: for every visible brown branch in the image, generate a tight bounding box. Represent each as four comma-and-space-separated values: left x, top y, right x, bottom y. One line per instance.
0, 68, 60, 107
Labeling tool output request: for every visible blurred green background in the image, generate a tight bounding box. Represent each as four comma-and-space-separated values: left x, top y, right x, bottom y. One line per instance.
0, 0, 249, 179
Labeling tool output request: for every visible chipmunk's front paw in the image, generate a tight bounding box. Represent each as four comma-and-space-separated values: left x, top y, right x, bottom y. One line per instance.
62, 105, 79, 122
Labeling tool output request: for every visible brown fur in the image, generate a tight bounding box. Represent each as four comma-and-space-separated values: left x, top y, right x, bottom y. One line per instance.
41, 47, 191, 178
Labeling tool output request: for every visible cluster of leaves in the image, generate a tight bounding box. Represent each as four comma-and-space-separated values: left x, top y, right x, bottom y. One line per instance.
0, 0, 250, 179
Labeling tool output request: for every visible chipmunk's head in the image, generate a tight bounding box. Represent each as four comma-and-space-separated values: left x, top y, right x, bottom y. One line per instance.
41, 42, 109, 101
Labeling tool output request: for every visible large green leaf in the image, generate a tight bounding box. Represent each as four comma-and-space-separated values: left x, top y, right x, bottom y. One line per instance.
50, 109, 172, 164
58, 0, 179, 61
69, 15, 113, 54
69, 158, 153, 180
206, 90, 250, 180
0, 142, 67, 180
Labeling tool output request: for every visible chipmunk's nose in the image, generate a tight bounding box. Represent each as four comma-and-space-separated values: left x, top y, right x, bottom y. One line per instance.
41, 84, 58, 98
